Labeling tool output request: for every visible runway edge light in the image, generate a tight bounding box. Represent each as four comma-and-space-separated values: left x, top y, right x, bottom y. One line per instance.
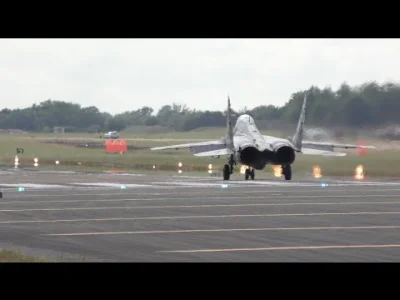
14, 155, 19, 169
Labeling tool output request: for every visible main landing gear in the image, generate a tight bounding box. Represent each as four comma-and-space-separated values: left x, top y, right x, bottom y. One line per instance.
245, 167, 255, 180
223, 154, 236, 180
282, 164, 292, 180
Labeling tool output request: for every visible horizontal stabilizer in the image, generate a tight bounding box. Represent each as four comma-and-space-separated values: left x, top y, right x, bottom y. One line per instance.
150, 139, 226, 151
301, 148, 347, 156
193, 148, 234, 157
302, 141, 376, 150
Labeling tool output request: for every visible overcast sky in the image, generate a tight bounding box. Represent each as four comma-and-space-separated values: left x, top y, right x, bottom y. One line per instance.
1, 38, 399, 115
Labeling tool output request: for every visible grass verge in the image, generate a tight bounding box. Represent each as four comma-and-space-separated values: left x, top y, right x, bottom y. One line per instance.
0, 249, 50, 262
1, 131, 399, 178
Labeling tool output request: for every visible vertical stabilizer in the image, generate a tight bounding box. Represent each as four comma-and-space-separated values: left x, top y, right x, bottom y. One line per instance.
225, 95, 234, 150
291, 94, 307, 151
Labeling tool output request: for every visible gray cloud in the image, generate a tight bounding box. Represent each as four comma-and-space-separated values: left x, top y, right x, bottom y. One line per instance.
1, 38, 399, 115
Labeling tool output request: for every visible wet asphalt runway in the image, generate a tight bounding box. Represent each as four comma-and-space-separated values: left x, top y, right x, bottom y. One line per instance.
1, 169, 400, 262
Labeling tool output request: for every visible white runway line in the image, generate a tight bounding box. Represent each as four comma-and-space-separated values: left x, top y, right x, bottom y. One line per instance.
1, 199, 400, 211
3, 189, 400, 203
3, 192, 165, 198
164, 180, 400, 187
0, 183, 69, 189
3, 211, 400, 224
0, 195, 285, 205
105, 173, 144, 176
71, 183, 153, 188
2, 180, 400, 191
3, 194, 383, 204
42, 225, 400, 237
5, 188, 400, 200
158, 244, 400, 253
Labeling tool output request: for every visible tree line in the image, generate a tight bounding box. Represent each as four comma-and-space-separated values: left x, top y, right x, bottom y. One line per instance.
1, 81, 399, 132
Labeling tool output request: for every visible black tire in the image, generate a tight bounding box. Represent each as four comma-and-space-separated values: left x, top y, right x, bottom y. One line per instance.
250, 169, 255, 180
223, 164, 230, 180
0, 191, 2, 199
283, 165, 292, 180
245, 168, 250, 180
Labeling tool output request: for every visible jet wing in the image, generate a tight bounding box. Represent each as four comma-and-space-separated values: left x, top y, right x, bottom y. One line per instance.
302, 141, 376, 150
300, 140, 376, 156
301, 148, 347, 156
150, 139, 233, 157
191, 148, 234, 157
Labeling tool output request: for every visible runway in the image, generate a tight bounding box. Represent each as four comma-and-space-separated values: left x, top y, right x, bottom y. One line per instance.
1, 169, 400, 261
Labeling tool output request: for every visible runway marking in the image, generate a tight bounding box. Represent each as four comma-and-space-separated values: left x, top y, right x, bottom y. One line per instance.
42, 225, 400, 236
2, 180, 400, 191
158, 244, 400, 253
3, 211, 400, 224
1, 192, 165, 198
71, 183, 153, 188
105, 173, 144, 176
0, 183, 69, 189
159, 181, 400, 187
5, 188, 400, 199
1, 194, 400, 205
12, 180, 391, 190
1, 199, 400, 211
6, 186, 400, 194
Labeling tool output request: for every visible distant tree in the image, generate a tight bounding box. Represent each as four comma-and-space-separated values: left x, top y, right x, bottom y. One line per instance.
2, 81, 400, 132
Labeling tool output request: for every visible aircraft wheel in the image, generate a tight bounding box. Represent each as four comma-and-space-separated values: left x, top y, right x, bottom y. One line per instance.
282, 165, 292, 180
0, 191, 2, 199
250, 169, 255, 180
223, 164, 230, 180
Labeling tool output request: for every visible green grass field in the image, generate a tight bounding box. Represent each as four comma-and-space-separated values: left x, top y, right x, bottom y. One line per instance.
0, 249, 49, 262
1, 128, 399, 178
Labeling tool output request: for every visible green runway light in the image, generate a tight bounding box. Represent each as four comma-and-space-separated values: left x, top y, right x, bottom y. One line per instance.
17, 187, 25, 192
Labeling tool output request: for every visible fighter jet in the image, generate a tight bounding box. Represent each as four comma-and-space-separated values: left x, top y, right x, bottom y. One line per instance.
151, 95, 375, 180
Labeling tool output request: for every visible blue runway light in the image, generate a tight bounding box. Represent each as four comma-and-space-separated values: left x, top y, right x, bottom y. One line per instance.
320, 183, 328, 188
